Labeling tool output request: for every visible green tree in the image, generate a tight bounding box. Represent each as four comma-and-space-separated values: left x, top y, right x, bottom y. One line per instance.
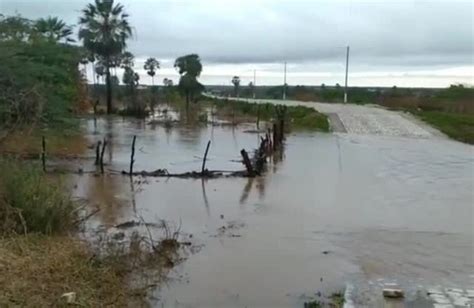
122, 67, 139, 93
122, 67, 143, 114
144, 57, 160, 86
95, 63, 105, 85
34, 17, 74, 43
163, 78, 174, 103
78, 0, 132, 114
119, 51, 134, 69
232, 76, 241, 97
174, 54, 203, 107
0, 15, 32, 42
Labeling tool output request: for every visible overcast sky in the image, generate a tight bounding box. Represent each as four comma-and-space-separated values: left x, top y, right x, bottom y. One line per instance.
2, 0, 473, 87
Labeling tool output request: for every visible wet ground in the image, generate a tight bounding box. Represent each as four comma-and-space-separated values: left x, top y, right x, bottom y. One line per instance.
70, 112, 473, 307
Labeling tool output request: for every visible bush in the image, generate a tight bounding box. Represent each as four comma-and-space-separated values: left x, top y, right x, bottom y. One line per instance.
0, 21, 83, 130
0, 159, 77, 235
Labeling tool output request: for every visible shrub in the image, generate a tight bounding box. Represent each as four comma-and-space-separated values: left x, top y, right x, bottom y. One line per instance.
0, 159, 77, 235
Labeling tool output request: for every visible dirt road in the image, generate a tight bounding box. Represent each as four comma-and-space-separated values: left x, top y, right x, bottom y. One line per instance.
215, 96, 446, 139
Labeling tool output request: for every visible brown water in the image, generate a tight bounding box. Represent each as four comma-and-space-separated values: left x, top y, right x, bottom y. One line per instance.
71, 116, 473, 307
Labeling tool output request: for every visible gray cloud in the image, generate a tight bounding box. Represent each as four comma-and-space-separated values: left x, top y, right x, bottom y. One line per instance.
1, 0, 473, 86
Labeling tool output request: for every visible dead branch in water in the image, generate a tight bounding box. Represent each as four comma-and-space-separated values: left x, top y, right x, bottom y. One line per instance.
121, 169, 249, 179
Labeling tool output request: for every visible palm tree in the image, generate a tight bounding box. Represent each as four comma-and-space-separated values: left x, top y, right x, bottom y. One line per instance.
120, 51, 134, 69
78, 0, 132, 114
174, 54, 203, 108
163, 78, 173, 103
232, 76, 241, 97
95, 64, 105, 85
144, 57, 160, 86
35, 17, 74, 43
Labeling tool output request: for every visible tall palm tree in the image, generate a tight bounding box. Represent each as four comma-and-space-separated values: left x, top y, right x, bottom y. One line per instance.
144, 57, 160, 86
35, 17, 74, 43
95, 64, 105, 85
120, 51, 134, 69
174, 54, 203, 108
78, 0, 132, 114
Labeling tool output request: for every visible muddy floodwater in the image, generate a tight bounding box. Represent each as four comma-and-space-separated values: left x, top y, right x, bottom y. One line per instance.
70, 115, 473, 307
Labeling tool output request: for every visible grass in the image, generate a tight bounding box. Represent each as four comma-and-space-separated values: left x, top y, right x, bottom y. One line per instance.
413, 111, 474, 144
0, 235, 130, 307
0, 232, 178, 307
0, 159, 182, 306
0, 128, 87, 158
207, 98, 330, 132
0, 159, 77, 235
303, 291, 345, 308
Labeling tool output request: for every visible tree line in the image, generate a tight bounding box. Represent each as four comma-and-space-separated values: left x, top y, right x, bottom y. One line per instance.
77, 0, 203, 113
0, 0, 206, 133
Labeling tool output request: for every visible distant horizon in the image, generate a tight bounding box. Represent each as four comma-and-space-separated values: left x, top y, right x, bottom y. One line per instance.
4, 0, 473, 89
83, 62, 473, 90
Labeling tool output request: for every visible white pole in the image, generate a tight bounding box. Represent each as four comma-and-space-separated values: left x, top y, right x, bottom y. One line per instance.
344, 46, 350, 103
283, 62, 287, 100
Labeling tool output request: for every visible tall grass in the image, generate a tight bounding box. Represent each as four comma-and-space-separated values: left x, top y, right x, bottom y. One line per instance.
0, 159, 77, 235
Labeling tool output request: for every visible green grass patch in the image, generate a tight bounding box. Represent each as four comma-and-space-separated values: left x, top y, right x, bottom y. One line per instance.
207, 99, 329, 132
0, 159, 77, 235
413, 111, 474, 144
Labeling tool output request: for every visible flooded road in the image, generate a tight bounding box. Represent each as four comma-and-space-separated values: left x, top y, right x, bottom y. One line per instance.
72, 116, 473, 307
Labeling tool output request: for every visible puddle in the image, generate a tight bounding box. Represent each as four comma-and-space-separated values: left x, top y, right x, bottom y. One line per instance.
65, 114, 473, 307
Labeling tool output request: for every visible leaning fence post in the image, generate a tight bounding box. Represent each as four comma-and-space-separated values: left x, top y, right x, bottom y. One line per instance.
201, 140, 211, 174
240, 149, 254, 176
100, 138, 107, 174
272, 123, 278, 148
41, 136, 46, 172
94, 140, 101, 166
129, 135, 136, 176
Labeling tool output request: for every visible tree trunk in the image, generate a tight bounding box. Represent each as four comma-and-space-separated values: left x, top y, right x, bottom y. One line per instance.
92, 62, 97, 99
185, 91, 190, 109
105, 62, 112, 114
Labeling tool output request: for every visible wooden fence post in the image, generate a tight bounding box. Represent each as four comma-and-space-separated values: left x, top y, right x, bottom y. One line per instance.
240, 149, 254, 176
95, 140, 101, 166
100, 138, 107, 174
272, 123, 278, 148
201, 140, 211, 174
129, 135, 136, 176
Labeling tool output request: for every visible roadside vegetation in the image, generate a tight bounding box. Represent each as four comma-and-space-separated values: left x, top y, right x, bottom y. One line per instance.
380, 85, 474, 144
206, 98, 329, 131
303, 291, 345, 308
0, 2, 183, 305
0, 158, 181, 306
209, 83, 474, 144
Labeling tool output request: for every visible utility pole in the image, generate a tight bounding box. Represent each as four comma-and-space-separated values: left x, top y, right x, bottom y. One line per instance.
283, 61, 287, 100
253, 69, 256, 99
344, 46, 350, 103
